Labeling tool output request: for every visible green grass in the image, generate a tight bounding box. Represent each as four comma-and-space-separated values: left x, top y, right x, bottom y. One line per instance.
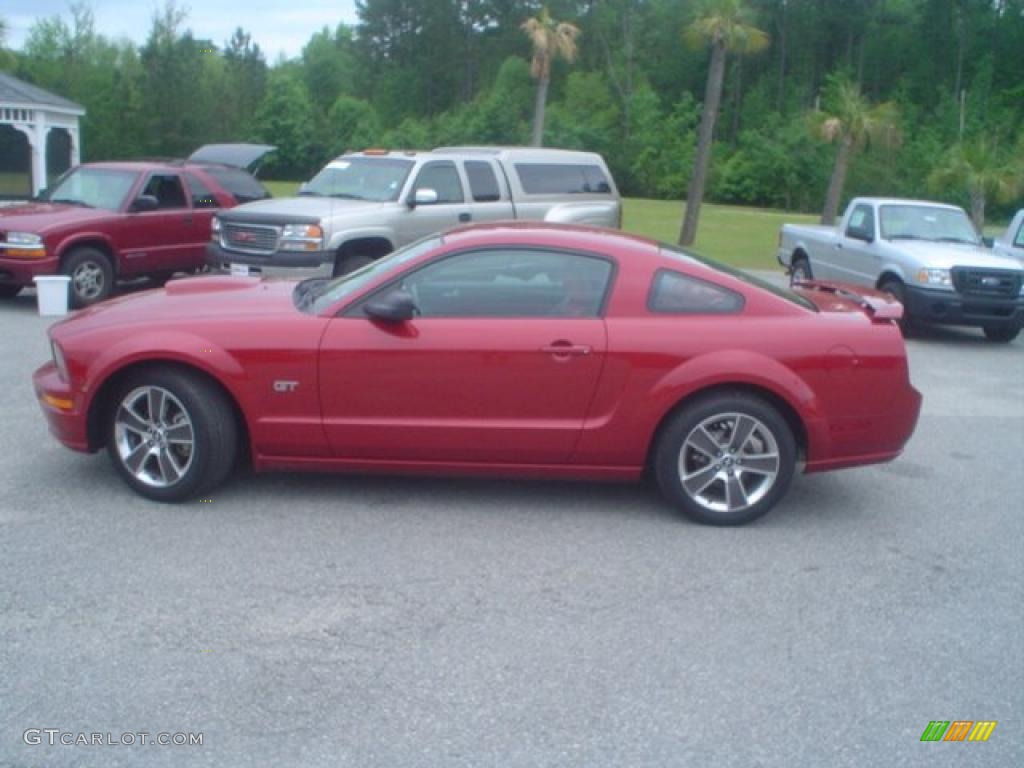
262, 180, 817, 270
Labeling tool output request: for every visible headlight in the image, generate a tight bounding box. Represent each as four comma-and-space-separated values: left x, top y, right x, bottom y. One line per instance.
51, 340, 68, 381
280, 223, 324, 252
6, 232, 43, 245
916, 268, 951, 287
2, 231, 46, 258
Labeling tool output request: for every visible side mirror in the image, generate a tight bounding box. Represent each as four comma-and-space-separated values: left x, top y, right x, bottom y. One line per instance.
130, 194, 159, 213
846, 226, 874, 243
364, 289, 417, 322
408, 188, 438, 208
981, 236, 994, 248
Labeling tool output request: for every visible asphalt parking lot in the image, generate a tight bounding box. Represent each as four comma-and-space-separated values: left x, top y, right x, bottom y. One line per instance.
1, 280, 1021, 768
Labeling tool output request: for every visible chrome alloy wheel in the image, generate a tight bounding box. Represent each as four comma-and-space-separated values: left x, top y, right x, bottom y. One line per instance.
678, 412, 781, 514
72, 260, 106, 300
114, 386, 195, 488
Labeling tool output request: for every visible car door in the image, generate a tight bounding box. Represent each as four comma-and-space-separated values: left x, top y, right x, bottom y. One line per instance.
832, 203, 881, 284
117, 172, 201, 274
318, 247, 613, 464
393, 160, 473, 245
461, 159, 515, 224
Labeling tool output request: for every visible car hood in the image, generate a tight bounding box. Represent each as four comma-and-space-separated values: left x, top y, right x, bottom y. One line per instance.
218, 196, 392, 222
892, 241, 1024, 271
0, 202, 111, 233
52, 276, 304, 339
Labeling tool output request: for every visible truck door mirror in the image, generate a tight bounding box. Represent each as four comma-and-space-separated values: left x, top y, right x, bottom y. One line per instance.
409, 188, 439, 208
846, 224, 874, 243
130, 194, 160, 213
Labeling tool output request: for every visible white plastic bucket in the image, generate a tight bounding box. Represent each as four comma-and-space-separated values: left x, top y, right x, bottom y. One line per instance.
33, 275, 72, 316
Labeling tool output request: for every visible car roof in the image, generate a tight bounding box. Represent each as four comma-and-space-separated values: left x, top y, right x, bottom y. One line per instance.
74, 160, 224, 173
853, 197, 965, 211
441, 220, 661, 255
336, 146, 608, 164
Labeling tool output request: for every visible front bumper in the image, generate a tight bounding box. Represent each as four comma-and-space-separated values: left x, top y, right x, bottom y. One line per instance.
206, 243, 335, 278
32, 361, 91, 452
0, 254, 59, 286
902, 284, 1024, 328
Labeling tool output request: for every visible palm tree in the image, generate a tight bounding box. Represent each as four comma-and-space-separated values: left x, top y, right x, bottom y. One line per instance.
678, 0, 768, 247
521, 8, 580, 147
928, 137, 1022, 230
816, 74, 899, 225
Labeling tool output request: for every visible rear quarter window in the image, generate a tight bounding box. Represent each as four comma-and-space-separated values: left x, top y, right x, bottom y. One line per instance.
204, 167, 270, 203
515, 163, 612, 195
648, 269, 745, 314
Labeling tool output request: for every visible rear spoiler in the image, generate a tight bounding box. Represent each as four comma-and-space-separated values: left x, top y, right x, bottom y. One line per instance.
792, 279, 904, 321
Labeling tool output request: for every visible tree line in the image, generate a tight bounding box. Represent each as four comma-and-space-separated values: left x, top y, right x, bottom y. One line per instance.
1, 0, 1023, 230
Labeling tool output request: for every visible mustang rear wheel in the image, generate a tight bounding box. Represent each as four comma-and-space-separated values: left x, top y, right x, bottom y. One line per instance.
655, 392, 796, 526
107, 368, 238, 502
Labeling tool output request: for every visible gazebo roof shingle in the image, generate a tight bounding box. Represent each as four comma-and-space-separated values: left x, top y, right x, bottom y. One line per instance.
0, 72, 84, 113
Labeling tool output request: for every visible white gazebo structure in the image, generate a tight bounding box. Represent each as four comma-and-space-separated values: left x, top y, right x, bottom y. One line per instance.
0, 72, 84, 197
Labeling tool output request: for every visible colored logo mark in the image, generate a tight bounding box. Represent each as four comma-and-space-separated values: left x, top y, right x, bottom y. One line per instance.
920, 721, 996, 742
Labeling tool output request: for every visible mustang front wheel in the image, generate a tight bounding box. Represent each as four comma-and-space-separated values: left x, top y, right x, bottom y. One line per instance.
107, 368, 238, 502
655, 392, 797, 525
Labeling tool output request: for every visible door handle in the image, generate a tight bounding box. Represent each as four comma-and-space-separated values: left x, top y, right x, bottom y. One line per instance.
459, 212, 472, 223
541, 341, 591, 357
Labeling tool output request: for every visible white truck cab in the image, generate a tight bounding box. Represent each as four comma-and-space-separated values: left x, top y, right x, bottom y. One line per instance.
777, 197, 1024, 342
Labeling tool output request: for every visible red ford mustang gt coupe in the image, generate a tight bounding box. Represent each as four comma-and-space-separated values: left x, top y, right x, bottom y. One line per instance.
33, 223, 922, 525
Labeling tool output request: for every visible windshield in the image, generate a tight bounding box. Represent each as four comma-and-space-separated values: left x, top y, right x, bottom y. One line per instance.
879, 205, 979, 244
44, 167, 138, 211
660, 245, 817, 311
303, 236, 442, 314
300, 158, 414, 202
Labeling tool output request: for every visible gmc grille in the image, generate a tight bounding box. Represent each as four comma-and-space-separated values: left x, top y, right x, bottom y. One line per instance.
951, 268, 1021, 298
222, 223, 280, 254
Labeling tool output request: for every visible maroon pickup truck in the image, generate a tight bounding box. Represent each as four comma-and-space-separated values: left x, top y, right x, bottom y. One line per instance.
0, 144, 273, 307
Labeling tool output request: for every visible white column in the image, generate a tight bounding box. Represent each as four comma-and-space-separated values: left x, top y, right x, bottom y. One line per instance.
69, 124, 81, 166
36, 117, 50, 194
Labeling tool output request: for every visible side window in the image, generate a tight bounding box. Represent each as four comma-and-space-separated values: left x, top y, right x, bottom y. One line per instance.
412, 161, 464, 204
464, 161, 501, 202
141, 173, 187, 210
388, 248, 613, 318
845, 205, 875, 239
648, 270, 744, 314
515, 164, 612, 195
184, 172, 219, 209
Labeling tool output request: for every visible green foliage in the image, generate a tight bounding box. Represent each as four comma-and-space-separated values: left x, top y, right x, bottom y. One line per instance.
6, 0, 1023, 218
254, 69, 320, 179
326, 96, 382, 155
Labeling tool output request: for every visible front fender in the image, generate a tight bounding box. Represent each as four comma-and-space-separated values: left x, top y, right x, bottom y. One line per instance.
80, 331, 251, 436
54, 231, 118, 261
326, 226, 396, 252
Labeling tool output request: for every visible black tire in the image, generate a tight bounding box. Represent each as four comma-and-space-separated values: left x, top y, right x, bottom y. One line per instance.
333, 252, 375, 277
0, 284, 21, 299
789, 255, 812, 285
106, 368, 238, 502
654, 391, 797, 526
63, 247, 114, 307
879, 277, 915, 335
982, 324, 1021, 343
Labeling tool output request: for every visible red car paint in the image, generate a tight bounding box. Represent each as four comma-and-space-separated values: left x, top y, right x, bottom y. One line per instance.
0, 161, 259, 289
34, 223, 921, 487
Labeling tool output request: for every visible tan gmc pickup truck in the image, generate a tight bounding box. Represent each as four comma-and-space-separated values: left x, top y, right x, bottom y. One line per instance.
207, 146, 622, 278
